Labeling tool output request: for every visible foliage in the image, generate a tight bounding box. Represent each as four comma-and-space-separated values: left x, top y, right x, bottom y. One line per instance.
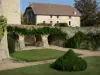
21, 13, 26, 25
96, 12, 100, 24
66, 31, 100, 50
55, 23, 68, 27
74, 57, 87, 71
81, 32, 100, 50
74, 0, 100, 26
37, 23, 51, 26
51, 49, 87, 71
0, 16, 7, 40
66, 31, 85, 48
7, 35, 15, 54
7, 26, 66, 36
7, 32, 19, 54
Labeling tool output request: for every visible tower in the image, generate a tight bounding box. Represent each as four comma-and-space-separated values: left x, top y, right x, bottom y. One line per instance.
0, 0, 21, 25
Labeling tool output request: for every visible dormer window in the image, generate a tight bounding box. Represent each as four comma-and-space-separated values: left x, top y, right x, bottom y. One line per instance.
73, 11, 76, 15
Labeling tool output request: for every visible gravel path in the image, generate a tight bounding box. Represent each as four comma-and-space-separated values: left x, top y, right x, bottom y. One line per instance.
0, 45, 100, 71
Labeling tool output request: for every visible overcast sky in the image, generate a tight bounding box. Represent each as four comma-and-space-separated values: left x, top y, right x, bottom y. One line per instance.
21, 0, 100, 13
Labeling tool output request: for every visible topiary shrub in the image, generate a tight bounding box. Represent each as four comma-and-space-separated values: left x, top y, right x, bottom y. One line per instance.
55, 23, 68, 27
7, 32, 19, 54
73, 57, 87, 71
7, 36, 15, 54
51, 49, 87, 71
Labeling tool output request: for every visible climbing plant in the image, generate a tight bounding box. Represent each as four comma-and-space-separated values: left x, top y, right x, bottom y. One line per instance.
0, 16, 7, 40
7, 26, 67, 36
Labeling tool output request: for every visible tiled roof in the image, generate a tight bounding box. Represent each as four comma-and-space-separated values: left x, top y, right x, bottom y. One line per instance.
27, 3, 81, 16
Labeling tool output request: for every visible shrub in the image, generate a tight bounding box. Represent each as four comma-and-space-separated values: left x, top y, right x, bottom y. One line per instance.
51, 49, 87, 71
74, 57, 87, 71
7, 32, 19, 54
66, 31, 85, 48
55, 23, 68, 27
66, 31, 100, 51
80, 32, 100, 50
37, 23, 51, 26
8, 36, 15, 54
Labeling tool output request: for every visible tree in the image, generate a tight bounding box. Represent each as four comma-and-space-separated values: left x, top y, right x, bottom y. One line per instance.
74, 0, 100, 26
21, 13, 25, 24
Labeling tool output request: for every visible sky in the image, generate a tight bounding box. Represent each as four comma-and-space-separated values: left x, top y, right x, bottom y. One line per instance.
21, 0, 100, 13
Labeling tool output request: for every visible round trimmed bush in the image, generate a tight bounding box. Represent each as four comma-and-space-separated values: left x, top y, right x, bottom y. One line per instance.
51, 49, 87, 71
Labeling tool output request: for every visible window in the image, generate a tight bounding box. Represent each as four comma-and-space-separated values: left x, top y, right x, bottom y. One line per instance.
50, 15, 52, 18
69, 21, 71, 26
43, 21, 45, 24
69, 16, 71, 19
57, 16, 59, 18
50, 21, 52, 24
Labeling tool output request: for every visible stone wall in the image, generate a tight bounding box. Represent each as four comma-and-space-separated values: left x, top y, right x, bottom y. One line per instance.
2, 0, 21, 24
0, 31, 9, 62
0, 0, 3, 16
61, 27, 100, 38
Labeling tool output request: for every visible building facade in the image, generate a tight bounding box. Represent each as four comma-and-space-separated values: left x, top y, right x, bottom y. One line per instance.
24, 3, 81, 27
0, 0, 21, 24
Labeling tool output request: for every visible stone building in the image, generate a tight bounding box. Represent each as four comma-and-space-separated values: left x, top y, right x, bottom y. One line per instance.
24, 3, 81, 27
0, 0, 21, 62
0, 0, 21, 24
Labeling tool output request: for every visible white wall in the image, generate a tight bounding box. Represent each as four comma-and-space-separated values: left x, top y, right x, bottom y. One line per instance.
36, 15, 80, 27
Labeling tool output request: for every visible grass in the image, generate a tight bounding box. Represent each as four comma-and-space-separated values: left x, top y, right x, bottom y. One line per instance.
11, 49, 65, 62
0, 56, 100, 75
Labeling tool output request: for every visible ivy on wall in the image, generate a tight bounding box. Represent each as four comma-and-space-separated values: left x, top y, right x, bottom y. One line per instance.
7, 26, 67, 36
0, 16, 7, 40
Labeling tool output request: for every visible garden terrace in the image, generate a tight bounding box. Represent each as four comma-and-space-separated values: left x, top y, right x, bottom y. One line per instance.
7, 25, 67, 51
7, 25, 100, 51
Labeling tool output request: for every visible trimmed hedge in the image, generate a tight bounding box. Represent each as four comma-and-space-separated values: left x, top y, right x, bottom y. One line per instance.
55, 23, 68, 27
8, 36, 15, 54
51, 49, 87, 71
37, 23, 51, 26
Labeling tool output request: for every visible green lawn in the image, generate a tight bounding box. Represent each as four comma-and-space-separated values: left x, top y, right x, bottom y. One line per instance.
0, 56, 100, 75
11, 49, 65, 62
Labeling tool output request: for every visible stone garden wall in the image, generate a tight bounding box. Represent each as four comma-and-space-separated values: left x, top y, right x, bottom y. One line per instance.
0, 31, 9, 62
61, 27, 100, 38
